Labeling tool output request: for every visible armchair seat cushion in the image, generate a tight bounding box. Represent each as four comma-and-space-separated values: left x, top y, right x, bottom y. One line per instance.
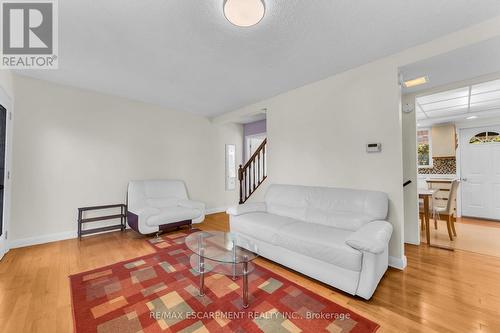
146, 206, 202, 227
276, 222, 362, 271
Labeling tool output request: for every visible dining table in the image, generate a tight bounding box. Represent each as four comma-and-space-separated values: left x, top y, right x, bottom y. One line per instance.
418, 188, 436, 245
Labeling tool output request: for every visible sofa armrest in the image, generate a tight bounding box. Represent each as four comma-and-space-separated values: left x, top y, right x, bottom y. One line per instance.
178, 199, 205, 211
345, 221, 393, 254
226, 202, 266, 216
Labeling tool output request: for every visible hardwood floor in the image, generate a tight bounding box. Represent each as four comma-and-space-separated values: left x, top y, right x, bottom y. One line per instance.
1, 213, 499, 332
458, 216, 500, 228
422, 216, 500, 257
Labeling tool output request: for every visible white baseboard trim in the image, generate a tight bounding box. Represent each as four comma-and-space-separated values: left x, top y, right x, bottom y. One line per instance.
7, 210, 230, 249
206, 206, 228, 215
0, 247, 8, 259
9, 230, 78, 249
389, 255, 407, 270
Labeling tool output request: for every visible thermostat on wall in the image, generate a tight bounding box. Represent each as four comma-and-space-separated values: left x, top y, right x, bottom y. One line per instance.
366, 143, 382, 153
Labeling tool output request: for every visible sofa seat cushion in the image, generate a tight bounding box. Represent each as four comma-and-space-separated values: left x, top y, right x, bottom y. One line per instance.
146, 206, 201, 226
276, 222, 362, 271
230, 212, 300, 245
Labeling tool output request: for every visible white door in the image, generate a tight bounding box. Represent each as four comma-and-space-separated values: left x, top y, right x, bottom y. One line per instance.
460, 126, 500, 220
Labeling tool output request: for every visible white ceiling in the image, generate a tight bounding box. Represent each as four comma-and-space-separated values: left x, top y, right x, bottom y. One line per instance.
16, 0, 500, 117
401, 36, 500, 95
416, 79, 500, 123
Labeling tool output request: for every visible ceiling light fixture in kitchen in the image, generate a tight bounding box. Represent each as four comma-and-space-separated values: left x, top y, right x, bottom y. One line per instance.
403, 76, 428, 88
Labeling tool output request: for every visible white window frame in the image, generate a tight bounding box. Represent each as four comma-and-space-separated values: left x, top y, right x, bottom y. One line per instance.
417, 127, 433, 168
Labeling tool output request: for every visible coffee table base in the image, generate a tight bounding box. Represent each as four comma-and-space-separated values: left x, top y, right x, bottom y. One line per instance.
186, 231, 258, 309
242, 261, 249, 308
196, 258, 250, 308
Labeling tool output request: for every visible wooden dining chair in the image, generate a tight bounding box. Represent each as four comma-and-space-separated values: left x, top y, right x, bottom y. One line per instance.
432, 180, 459, 240
419, 201, 426, 231
419, 191, 435, 232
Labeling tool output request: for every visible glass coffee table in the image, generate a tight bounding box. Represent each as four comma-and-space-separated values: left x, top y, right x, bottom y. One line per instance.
185, 230, 258, 308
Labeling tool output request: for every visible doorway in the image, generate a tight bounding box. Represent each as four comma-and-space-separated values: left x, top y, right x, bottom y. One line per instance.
399, 37, 500, 257
459, 126, 500, 220
245, 134, 266, 161
0, 90, 11, 261
0, 105, 5, 238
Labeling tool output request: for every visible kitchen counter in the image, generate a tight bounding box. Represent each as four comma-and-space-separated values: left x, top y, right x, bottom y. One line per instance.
426, 178, 457, 183
417, 174, 456, 188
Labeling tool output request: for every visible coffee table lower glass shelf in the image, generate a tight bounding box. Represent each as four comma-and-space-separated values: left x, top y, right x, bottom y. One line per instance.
185, 231, 259, 308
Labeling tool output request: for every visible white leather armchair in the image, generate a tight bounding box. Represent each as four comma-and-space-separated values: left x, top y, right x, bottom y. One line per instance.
127, 179, 205, 234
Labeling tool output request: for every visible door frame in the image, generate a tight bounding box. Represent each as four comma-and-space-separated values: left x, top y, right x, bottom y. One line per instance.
0, 86, 13, 260
456, 123, 500, 218
244, 133, 266, 161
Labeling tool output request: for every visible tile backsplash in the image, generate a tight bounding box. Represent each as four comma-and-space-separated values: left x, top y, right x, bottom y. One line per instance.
418, 157, 456, 174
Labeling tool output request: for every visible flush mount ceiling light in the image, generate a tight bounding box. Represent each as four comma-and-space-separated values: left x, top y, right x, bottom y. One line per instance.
223, 0, 265, 27
403, 76, 429, 88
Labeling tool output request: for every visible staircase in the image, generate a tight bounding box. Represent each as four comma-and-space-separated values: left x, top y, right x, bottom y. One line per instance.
238, 138, 267, 204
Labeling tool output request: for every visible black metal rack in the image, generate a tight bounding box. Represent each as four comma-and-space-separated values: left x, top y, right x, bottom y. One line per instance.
77, 204, 127, 239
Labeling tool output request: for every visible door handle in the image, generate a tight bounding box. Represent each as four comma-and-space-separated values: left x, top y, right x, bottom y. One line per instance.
461, 178, 467, 182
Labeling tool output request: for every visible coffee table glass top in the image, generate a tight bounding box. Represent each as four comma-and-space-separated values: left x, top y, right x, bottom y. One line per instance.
185, 230, 258, 264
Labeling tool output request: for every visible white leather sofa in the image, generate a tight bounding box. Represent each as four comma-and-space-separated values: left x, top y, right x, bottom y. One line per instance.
127, 179, 205, 234
227, 184, 393, 300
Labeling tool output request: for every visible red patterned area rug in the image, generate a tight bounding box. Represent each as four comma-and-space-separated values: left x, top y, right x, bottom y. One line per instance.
70, 230, 379, 332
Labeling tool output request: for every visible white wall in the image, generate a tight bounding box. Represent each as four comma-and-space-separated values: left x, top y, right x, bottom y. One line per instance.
9, 75, 242, 245
402, 94, 419, 245
214, 16, 500, 267
225, 61, 405, 262
0, 70, 14, 98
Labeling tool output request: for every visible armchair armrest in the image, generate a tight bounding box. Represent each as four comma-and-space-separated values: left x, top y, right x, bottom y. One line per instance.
178, 199, 205, 211
345, 221, 393, 254
226, 202, 266, 216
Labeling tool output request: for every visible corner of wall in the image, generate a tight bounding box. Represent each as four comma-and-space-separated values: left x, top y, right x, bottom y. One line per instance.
389, 255, 407, 270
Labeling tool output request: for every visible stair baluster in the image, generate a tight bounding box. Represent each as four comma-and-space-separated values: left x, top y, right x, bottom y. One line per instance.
238, 138, 267, 204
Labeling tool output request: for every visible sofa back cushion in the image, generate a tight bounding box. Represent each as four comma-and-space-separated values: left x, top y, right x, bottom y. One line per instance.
265, 184, 388, 231
128, 179, 188, 211
146, 197, 181, 209
265, 185, 308, 221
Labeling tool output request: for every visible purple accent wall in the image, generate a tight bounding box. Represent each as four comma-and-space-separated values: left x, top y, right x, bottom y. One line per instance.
244, 119, 266, 137
243, 119, 266, 160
